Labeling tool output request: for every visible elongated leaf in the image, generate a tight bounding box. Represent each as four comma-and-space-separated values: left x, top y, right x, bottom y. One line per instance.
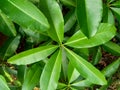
110, 7, 120, 22
39, 0, 64, 43
64, 10, 76, 32
65, 23, 116, 48
64, 47, 107, 85
102, 58, 120, 77
0, 75, 10, 90
60, 0, 76, 7
68, 62, 80, 83
0, 0, 49, 33
111, 0, 120, 8
76, 0, 103, 38
8, 45, 58, 65
92, 47, 102, 65
71, 79, 92, 87
22, 63, 42, 90
0, 35, 21, 60
102, 41, 120, 56
0, 10, 16, 36
40, 49, 62, 90
57, 83, 67, 90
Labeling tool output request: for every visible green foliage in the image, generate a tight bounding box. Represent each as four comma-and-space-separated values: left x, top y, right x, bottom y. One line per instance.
0, 0, 120, 90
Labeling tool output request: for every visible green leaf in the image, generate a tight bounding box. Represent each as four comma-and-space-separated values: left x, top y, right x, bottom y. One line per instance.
76, 0, 103, 38
111, 0, 120, 8
40, 49, 62, 90
64, 47, 107, 85
60, 0, 76, 7
22, 63, 42, 90
8, 45, 58, 65
39, 0, 64, 43
0, 35, 21, 60
57, 83, 67, 90
64, 10, 76, 32
68, 62, 80, 83
0, 10, 16, 37
110, 7, 120, 22
102, 41, 120, 56
102, 58, 120, 77
0, 0, 49, 33
0, 75, 10, 90
92, 47, 102, 65
71, 79, 92, 87
65, 23, 116, 48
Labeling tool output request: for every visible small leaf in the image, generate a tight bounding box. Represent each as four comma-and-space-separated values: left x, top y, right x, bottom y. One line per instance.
111, 0, 120, 8
0, 0, 49, 33
65, 23, 116, 48
64, 10, 76, 32
0, 35, 21, 60
8, 45, 58, 65
60, 0, 76, 7
22, 63, 42, 90
76, 0, 103, 38
71, 79, 92, 87
64, 47, 107, 85
68, 62, 80, 83
0, 10, 16, 36
0, 75, 10, 90
102, 41, 120, 56
39, 0, 64, 43
40, 49, 62, 90
102, 58, 120, 77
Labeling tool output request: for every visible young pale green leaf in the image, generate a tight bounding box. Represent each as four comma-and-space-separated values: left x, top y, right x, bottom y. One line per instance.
111, 7, 120, 21
71, 79, 92, 87
0, 35, 21, 60
0, 0, 49, 33
8, 45, 58, 65
68, 62, 80, 83
102, 58, 120, 77
102, 41, 120, 56
76, 0, 103, 38
65, 23, 116, 48
111, 0, 120, 8
60, 0, 76, 7
0, 10, 16, 37
0, 75, 10, 90
64, 47, 107, 85
22, 63, 42, 90
39, 0, 64, 43
40, 49, 62, 90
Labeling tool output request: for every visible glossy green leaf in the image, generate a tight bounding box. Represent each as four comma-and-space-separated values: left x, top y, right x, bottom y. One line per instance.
102, 41, 120, 56
71, 79, 92, 87
40, 49, 62, 90
65, 23, 116, 48
0, 10, 16, 36
8, 45, 58, 65
39, 0, 64, 43
22, 63, 42, 90
76, 0, 103, 38
0, 75, 10, 90
0, 35, 21, 60
68, 62, 80, 83
0, 0, 49, 33
102, 58, 120, 77
64, 47, 107, 85
60, 0, 76, 7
